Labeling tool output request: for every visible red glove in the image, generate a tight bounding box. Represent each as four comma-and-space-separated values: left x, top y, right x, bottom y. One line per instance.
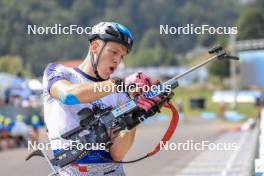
125, 71, 152, 94
136, 95, 161, 112
125, 72, 151, 86
136, 78, 165, 116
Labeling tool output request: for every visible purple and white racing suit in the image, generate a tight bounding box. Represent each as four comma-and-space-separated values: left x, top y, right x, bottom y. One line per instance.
43, 63, 129, 176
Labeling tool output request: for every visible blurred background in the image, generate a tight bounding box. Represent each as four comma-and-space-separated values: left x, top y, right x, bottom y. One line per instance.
0, 0, 264, 175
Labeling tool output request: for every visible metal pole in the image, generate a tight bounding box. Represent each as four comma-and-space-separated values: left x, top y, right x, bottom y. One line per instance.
229, 34, 238, 109
164, 54, 218, 83
40, 150, 59, 176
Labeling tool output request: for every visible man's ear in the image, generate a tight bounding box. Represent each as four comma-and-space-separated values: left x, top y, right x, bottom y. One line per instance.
90, 40, 99, 53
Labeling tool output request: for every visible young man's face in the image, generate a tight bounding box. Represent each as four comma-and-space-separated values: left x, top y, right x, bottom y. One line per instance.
93, 40, 128, 79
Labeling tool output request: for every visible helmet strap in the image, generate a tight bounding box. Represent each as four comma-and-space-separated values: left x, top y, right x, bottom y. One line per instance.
90, 41, 107, 81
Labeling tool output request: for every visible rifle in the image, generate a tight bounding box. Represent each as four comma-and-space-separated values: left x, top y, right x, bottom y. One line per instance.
26, 45, 239, 175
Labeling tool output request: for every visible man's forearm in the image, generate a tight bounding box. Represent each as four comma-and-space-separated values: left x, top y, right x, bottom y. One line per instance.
109, 128, 136, 161
51, 80, 116, 104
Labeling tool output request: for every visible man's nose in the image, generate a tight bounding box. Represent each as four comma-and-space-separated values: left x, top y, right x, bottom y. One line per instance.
113, 56, 122, 64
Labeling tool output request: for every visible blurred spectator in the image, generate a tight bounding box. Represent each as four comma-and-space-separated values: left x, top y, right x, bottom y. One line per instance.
220, 98, 226, 117
4, 88, 10, 104
10, 118, 29, 147
1, 117, 13, 149
31, 114, 42, 142
176, 99, 183, 112
0, 115, 4, 150
176, 99, 185, 120
15, 114, 24, 122
9, 71, 32, 106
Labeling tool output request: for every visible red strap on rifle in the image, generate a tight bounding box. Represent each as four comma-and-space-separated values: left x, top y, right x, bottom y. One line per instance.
147, 102, 179, 156
99, 101, 179, 163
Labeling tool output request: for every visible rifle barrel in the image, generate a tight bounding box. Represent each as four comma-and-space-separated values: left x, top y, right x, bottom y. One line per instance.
164, 54, 218, 85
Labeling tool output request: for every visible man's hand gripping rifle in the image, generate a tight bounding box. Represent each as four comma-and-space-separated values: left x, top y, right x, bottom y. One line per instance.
25, 45, 239, 175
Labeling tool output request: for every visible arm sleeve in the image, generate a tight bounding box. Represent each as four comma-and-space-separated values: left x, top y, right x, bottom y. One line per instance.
43, 63, 71, 94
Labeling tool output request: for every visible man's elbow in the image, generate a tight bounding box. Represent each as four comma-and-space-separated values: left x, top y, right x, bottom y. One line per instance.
110, 151, 125, 161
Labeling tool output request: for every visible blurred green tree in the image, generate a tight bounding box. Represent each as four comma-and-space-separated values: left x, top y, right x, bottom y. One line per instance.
237, 0, 264, 40
208, 59, 230, 81
0, 0, 241, 76
0, 55, 31, 76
